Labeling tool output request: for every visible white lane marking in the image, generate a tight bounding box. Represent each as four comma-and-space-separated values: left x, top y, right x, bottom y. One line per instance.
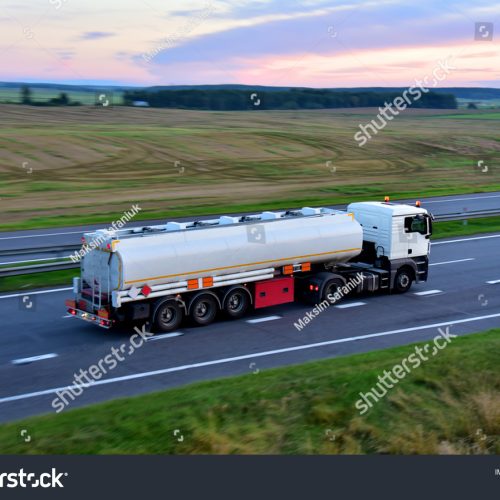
334, 302, 366, 309
0, 231, 83, 241
433, 234, 500, 245
486, 280, 500, 284
247, 315, 281, 324
62, 314, 73, 318
424, 194, 500, 204
11, 353, 58, 365
0, 287, 72, 300
2, 312, 500, 405
147, 332, 184, 341
414, 290, 443, 296
429, 258, 475, 266
0, 256, 70, 266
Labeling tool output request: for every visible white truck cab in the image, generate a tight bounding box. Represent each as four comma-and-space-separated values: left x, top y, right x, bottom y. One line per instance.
348, 201, 431, 260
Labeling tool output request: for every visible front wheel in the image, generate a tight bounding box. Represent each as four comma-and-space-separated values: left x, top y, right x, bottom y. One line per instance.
394, 268, 413, 293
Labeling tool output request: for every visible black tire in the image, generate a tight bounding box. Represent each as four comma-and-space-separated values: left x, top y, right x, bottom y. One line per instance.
190, 294, 218, 326
394, 268, 413, 293
153, 300, 184, 332
322, 279, 343, 303
224, 288, 250, 319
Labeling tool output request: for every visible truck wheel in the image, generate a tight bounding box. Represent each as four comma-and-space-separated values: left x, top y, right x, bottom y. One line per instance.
224, 288, 250, 319
394, 268, 413, 293
154, 300, 183, 332
322, 279, 343, 303
190, 294, 218, 326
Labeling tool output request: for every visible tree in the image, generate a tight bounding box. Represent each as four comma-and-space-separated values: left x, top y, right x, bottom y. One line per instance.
20, 85, 32, 104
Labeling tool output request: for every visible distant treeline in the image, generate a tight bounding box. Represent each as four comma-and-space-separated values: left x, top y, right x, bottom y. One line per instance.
123, 88, 457, 110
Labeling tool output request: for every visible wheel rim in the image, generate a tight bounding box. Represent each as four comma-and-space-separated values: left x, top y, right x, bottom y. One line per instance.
160, 305, 176, 326
195, 301, 210, 319
398, 274, 410, 288
228, 292, 244, 313
325, 283, 339, 301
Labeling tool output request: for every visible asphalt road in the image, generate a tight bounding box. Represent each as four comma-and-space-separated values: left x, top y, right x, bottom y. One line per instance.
0, 231, 499, 423
2, 192, 500, 260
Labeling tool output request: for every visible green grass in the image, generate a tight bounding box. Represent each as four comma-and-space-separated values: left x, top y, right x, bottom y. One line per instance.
1, 105, 499, 231
432, 216, 500, 238
3, 185, 500, 232
0, 329, 498, 454
0, 269, 75, 293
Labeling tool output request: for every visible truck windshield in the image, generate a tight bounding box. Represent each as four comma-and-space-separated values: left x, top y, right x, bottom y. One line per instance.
405, 215, 428, 235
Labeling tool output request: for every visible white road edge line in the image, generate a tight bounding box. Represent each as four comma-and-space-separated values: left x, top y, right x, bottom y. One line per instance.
414, 290, 443, 296
334, 302, 366, 309
486, 280, 500, 285
0, 256, 71, 266
11, 353, 58, 365
2, 312, 500, 404
0, 288, 72, 300
247, 315, 281, 324
423, 194, 500, 204
429, 258, 475, 266
147, 332, 184, 341
0, 231, 84, 241
432, 234, 500, 245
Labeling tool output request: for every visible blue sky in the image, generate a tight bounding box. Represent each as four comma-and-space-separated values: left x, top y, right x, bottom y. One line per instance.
1, 0, 498, 87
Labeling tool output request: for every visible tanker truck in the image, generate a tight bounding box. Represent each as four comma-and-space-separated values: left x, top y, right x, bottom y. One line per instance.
65, 200, 433, 332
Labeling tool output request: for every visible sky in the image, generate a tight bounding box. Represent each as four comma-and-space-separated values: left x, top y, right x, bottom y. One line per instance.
1, 0, 499, 87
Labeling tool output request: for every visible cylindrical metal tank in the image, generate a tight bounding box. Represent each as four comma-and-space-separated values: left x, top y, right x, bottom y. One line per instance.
100, 212, 363, 291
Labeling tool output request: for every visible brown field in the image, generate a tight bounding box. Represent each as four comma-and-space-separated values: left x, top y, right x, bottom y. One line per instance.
0, 104, 499, 230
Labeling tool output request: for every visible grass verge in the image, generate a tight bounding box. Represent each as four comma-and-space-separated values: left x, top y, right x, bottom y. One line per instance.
0, 329, 498, 454
432, 216, 500, 239
0, 269, 75, 294
3, 187, 500, 232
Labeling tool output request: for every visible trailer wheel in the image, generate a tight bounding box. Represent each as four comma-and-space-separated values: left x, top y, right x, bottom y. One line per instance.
394, 268, 413, 293
223, 288, 250, 319
154, 300, 183, 332
190, 294, 218, 326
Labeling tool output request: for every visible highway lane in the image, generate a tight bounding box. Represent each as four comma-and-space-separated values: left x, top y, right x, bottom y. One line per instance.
0, 233, 499, 423
2, 192, 500, 257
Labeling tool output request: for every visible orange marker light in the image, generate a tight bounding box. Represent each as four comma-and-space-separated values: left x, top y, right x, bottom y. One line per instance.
415, 200, 421, 207
384, 196, 390, 203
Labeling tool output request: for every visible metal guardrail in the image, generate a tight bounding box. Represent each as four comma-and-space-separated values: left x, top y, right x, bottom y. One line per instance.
0, 244, 80, 258
1, 209, 500, 278
433, 209, 500, 221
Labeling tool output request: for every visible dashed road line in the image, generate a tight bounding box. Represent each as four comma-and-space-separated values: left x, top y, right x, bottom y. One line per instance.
147, 332, 184, 341
334, 302, 366, 309
11, 353, 58, 366
414, 290, 443, 296
247, 315, 281, 324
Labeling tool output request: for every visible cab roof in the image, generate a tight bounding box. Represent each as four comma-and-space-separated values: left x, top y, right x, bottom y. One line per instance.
348, 201, 428, 216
